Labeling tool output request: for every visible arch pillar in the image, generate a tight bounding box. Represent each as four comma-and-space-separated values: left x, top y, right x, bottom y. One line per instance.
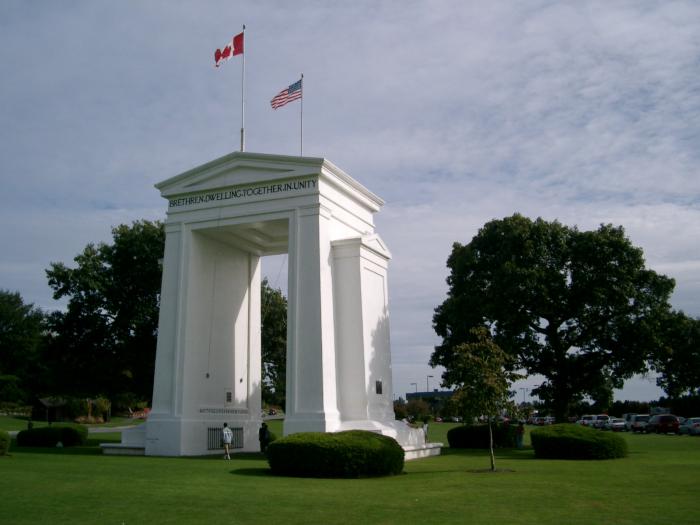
284, 204, 342, 433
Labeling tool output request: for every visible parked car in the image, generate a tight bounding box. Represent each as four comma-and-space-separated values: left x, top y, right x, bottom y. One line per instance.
604, 418, 626, 431
629, 414, 650, 433
623, 413, 637, 431
647, 414, 680, 434
533, 416, 555, 425
577, 415, 595, 426
591, 414, 610, 429
679, 417, 700, 435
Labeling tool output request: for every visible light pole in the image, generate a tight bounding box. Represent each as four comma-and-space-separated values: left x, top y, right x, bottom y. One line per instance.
410, 382, 418, 393
426, 375, 434, 392
519, 387, 529, 404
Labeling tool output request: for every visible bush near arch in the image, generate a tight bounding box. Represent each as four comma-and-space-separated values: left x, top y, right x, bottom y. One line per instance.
447, 423, 516, 448
531, 424, 628, 460
16, 424, 88, 448
267, 430, 404, 478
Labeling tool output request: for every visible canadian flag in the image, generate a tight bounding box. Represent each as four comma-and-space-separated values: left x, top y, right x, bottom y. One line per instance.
215, 32, 244, 67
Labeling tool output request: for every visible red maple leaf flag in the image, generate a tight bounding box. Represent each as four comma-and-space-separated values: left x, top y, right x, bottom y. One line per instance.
215, 31, 244, 68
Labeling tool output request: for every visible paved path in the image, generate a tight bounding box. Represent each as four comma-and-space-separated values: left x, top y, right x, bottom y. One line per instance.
88, 425, 143, 433
7, 424, 144, 438
8, 418, 282, 438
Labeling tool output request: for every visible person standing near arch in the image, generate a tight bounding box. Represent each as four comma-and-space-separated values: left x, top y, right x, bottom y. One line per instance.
222, 423, 233, 460
259, 422, 271, 453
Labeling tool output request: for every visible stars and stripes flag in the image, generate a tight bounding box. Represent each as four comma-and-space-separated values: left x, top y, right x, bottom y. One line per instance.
214, 31, 244, 68
270, 78, 303, 109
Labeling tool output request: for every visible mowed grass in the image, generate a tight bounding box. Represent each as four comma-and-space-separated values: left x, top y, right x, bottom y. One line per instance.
1, 423, 699, 525
0, 416, 50, 432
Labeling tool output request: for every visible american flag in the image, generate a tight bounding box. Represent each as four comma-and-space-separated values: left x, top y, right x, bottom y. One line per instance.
270, 79, 302, 109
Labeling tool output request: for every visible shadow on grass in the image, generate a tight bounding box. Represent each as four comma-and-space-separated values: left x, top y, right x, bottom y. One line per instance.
232, 469, 410, 479
10, 439, 275, 461
441, 447, 537, 461
467, 468, 516, 473
9, 444, 106, 456
231, 467, 274, 477
182, 452, 269, 462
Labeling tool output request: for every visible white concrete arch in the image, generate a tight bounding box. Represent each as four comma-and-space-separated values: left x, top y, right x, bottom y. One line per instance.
106, 152, 439, 459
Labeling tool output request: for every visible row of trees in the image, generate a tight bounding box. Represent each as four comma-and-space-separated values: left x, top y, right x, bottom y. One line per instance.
0, 291, 45, 404
2, 214, 698, 419
431, 214, 700, 422
0, 221, 288, 411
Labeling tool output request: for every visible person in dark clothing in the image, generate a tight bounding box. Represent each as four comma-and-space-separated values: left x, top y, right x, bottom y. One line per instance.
259, 422, 271, 453
516, 421, 525, 449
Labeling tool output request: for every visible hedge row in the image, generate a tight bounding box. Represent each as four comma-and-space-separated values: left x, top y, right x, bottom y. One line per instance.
0, 430, 10, 455
530, 424, 628, 460
16, 424, 88, 447
267, 430, 404, 478
447, 423, 516, 449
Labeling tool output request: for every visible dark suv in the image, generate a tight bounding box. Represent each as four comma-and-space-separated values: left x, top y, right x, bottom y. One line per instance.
646, 414, 680, 434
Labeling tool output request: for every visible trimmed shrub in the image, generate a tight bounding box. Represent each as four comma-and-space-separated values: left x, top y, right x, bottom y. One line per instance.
16, 423, 88, 448
530, 424, 628, 460
0, 429, 10, 455
267, 430, 404, 478
447, 423, 516, 448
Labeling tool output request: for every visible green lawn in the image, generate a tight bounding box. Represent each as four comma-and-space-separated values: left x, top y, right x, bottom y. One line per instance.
0, 415, 49, 432
1, 423, 698, 524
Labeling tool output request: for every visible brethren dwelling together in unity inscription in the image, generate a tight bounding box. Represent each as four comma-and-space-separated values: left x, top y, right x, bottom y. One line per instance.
104, 152, 440, 460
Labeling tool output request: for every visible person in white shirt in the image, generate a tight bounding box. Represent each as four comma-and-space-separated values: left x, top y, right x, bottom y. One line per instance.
222, 423, 233, 460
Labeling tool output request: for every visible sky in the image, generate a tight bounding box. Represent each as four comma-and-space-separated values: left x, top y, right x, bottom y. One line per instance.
1, 1, 699, 404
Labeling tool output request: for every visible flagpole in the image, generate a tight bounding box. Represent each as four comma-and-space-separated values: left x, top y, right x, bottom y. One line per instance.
240, 25, 246, 152
300, 73, 304, 156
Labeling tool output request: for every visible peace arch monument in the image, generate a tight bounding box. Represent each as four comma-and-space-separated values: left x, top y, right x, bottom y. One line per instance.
106, 152, 440, 460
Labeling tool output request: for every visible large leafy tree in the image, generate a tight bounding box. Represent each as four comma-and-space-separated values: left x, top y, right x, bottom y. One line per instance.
0, 290, 45, 403
45, 220, 164, 400
261, 278, 287, 408
651, 311, 700, 398
432, 214, 675, 421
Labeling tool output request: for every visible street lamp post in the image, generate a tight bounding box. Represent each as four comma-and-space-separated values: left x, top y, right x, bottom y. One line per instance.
519, 387, 529, 404
410, 382, 418, 393
426, 375, 434, 392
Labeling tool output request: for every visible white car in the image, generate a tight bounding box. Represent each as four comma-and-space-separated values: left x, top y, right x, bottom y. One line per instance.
629, 414, 650, 433
604, 418, 626, 431
577, 415, 595, 426
591, 414, 610, 429
679, 417, 700, 435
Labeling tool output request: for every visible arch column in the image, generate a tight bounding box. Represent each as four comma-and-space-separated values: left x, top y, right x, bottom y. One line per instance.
284, 204, 341, 434
144, 223, 263, 456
